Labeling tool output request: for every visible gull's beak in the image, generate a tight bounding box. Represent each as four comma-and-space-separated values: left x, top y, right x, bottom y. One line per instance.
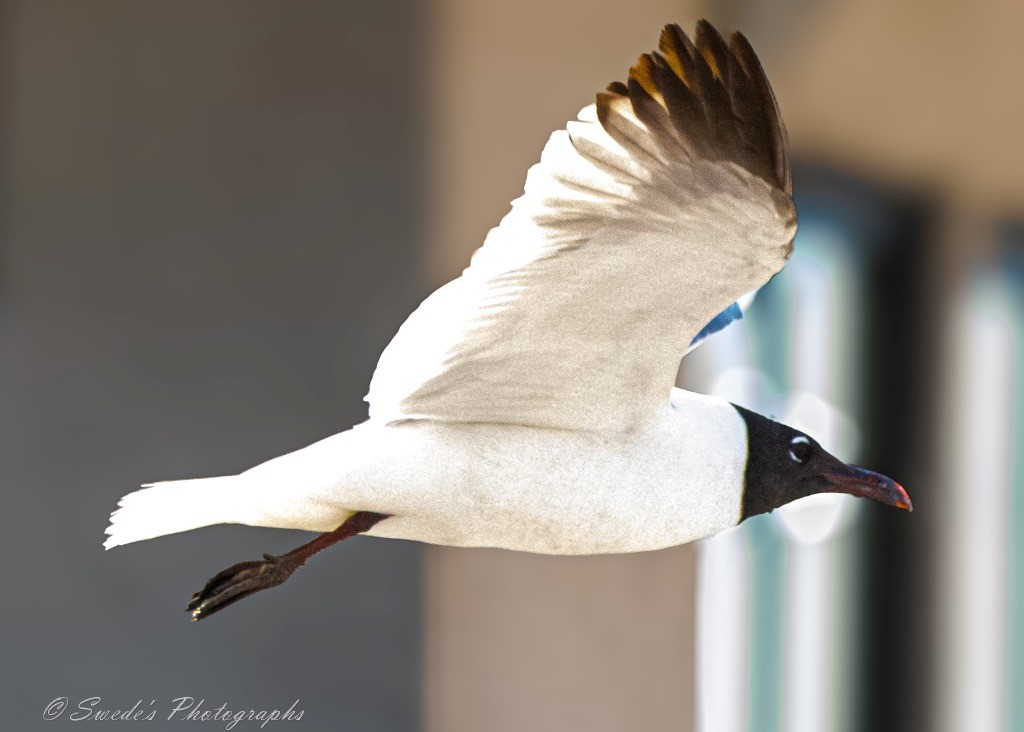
821, 464, 913, 512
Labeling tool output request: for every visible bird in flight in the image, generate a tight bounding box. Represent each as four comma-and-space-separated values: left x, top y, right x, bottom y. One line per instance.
105, 20, 912, 621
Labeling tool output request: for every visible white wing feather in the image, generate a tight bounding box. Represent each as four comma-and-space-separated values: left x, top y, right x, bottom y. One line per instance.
367, 22, 797, 433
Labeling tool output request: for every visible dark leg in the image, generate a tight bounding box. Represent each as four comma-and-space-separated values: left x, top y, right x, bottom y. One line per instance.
187, 511, 390, 622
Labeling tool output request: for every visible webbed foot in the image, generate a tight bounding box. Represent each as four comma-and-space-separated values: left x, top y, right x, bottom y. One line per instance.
187, 552, 299, 622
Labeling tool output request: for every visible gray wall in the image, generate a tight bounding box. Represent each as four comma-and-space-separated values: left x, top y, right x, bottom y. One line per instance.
1, 2, 423, 729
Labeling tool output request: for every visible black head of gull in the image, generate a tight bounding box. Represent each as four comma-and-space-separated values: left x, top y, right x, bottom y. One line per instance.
733, 404, 912, 520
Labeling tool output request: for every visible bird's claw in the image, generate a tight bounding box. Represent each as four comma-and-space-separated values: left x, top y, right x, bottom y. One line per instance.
187, 552, 300, 622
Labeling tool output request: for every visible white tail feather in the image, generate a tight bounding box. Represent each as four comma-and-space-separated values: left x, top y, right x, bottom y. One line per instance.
104, 476, 243, 549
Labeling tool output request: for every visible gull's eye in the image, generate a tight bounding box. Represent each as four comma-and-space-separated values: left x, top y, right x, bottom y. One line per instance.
789, 435, 812, 464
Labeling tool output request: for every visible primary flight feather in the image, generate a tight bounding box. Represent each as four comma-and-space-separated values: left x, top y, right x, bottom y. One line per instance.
104, 21, 911, 621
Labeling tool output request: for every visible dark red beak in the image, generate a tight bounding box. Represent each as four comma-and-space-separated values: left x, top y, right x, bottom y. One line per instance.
821, 465, 913, 512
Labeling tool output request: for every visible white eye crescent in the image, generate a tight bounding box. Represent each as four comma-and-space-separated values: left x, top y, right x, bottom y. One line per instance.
789, 435, 811, 463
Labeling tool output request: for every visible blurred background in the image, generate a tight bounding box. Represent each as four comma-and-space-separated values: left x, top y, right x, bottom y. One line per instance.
2, 1, 1021, 731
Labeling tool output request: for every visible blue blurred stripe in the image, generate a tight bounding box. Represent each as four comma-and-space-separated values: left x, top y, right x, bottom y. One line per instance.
745, 518, 786, 732
1002, 245, 1024, 730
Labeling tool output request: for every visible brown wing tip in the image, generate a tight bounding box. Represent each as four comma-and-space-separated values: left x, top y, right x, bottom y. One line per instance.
597, 20, 791, 194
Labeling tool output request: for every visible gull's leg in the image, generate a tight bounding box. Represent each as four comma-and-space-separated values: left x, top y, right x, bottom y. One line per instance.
187, 510, 390, 622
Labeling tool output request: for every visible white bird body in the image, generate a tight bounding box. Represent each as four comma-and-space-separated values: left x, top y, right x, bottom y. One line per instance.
112, 389, 745, 554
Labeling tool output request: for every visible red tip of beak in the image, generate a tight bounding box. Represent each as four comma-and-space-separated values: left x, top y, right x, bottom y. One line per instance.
892, 482, 913, 512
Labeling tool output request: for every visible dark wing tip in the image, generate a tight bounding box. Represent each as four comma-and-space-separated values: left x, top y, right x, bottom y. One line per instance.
596, 20, 791, 194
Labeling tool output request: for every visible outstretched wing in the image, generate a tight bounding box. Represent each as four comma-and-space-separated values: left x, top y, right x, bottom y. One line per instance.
367, 21, 796, 433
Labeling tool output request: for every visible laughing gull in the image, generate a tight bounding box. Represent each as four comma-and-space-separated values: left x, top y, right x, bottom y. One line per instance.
104, 21, 912, 621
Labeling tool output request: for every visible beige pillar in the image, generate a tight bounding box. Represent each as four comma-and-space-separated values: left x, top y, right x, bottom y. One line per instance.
422, 2, 702, 731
